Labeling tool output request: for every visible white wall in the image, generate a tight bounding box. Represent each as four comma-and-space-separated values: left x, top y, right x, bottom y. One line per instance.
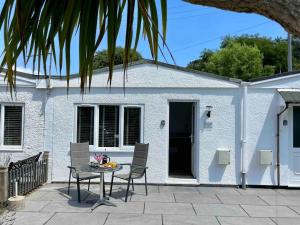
5, 63, 300, 186
245, 88, 280, 185
198, 88, 241, 185
249, 73, 300, 186
47, 87, 241, 184
0, 87, 46, 162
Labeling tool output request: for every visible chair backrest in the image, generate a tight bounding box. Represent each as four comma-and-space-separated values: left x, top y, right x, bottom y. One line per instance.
131, 143, 149, 176
70, 142, 90, 167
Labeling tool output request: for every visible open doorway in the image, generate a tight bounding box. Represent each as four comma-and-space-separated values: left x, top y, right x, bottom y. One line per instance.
169, 102, 195, 178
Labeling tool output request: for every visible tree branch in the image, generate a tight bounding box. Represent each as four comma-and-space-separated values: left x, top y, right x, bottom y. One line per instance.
184, 0, 300, 37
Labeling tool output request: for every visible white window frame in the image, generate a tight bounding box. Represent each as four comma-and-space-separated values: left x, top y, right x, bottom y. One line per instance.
0, 103, 25, 151
121, 105, 144, 150
74, 104, 144, 152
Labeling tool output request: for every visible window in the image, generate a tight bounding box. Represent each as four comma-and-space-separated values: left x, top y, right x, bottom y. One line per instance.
294, 106, 300, 147
124, 107, 141, 146
77, 106, 94, 145
75, 104, 143, 149
99, 105, 119, 147
0, 105, 24, 147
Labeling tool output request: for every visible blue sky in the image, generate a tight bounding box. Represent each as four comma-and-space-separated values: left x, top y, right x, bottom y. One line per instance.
0, 0, 287, 75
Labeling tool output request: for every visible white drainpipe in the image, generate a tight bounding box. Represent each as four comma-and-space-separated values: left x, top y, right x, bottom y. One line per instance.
241, 82, 248, 189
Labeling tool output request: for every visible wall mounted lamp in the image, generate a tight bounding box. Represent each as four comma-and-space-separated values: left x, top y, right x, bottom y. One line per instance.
160, 120, 166, 128
206, 106, 213, 118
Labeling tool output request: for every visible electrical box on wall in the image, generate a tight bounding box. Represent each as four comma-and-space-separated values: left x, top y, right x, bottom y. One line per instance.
259, 150, 273, 165
217, 149, 230, 165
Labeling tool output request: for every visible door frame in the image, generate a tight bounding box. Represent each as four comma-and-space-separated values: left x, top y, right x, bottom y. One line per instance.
288, 105, 300, 186
166, 100, 200, 182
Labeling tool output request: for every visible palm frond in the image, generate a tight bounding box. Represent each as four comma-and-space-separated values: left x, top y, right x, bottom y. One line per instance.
0, 0, 170, 93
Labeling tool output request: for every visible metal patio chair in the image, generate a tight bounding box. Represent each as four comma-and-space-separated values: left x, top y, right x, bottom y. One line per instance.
109, 143, 149, 202
67, 142, 102, 202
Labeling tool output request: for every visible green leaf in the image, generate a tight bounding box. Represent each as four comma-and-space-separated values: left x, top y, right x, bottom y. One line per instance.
0, 0, 171, 93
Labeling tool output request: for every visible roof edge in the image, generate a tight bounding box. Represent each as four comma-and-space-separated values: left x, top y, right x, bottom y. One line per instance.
1, 59, 241, 84
250, 70, 300, 83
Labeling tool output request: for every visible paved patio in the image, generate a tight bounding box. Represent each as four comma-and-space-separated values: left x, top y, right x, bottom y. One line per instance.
1, 183, 300, 225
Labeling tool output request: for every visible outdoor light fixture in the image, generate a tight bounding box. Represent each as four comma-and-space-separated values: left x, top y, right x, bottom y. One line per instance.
206, 106, 213, 118
160, 120, 166, 128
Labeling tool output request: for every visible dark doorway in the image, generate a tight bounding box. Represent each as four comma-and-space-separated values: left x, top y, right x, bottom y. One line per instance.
169, 102, 195, 178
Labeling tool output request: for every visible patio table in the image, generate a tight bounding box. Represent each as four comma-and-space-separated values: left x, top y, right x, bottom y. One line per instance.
76, 164, 122, 210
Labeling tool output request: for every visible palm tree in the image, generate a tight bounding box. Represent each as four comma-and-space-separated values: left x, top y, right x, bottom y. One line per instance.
0, 0, 168, 92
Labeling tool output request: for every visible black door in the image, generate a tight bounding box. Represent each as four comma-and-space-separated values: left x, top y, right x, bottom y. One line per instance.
169, 102, 194, 178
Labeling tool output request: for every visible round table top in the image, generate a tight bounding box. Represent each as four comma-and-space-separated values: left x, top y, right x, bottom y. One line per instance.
76, 164, 123, 174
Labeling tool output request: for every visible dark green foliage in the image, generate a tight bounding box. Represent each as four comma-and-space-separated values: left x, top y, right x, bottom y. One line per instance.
187, 49, 214, 72
221, 35, 300, 73
93, 47, 142, 70
188, 34, 300, 81
198, 42, 265, 81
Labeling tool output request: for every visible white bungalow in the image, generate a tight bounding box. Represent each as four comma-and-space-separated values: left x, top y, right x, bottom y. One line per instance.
0, 60, 300, 187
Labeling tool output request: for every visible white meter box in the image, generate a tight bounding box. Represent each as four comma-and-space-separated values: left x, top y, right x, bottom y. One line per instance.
259, 150, 272, 165
217, 149, 230, 165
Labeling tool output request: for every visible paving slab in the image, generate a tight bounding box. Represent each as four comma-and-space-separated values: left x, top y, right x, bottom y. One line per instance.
259, 195, 300, 206
45, 212, 108, 225
88, 184, 119, 193
145, 202, 195, 215
18, 200, 50, 212
46, 188, 90, 201
105, 213, 162, 225
236, 188, 279, 196
89, 184, 159, 194
11, 184, 300, 225
25, 190, 48, 200
174, 192, 220, 204
40, 201, 91, 213
163, 215, 219, 225
287, 205, 300, 214
271, 217, 300, 225
130, 192, 175, 202
197, 187, 240, 195
217, 216, 275, 225
85, 190, 129, 203
217, 194, 267, 205
129, 184, 159, 194
241, 205, 300, 217
159, 186, 198, 193
12, 212, 54, 225
39, 183, 70, 191
277, 189, 300, 197
93, 202, 144, 214
193, 203, 248, 216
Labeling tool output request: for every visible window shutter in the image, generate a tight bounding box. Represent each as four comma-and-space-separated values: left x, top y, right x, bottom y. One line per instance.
99, 106, 119, 147
124, 107, 141, 146
4, 106, 23, 146
77, 107, 94, 145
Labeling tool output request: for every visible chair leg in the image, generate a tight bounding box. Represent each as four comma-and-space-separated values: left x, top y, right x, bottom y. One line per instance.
88, 179, 90, 191
109, 172, 114, 196
144, 170, 148, 196
103, 176, 106, 197
131, 179, 134, 191
77, 178, 81, 203
125, 178, 131, 202
67, 170, 71, 195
